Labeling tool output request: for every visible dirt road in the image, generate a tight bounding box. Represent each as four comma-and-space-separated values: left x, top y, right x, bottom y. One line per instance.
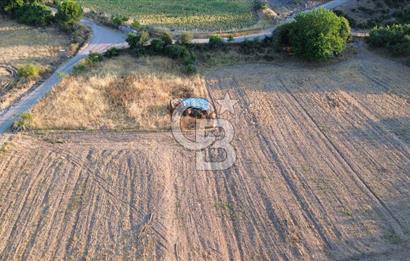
1, 44, 409, 260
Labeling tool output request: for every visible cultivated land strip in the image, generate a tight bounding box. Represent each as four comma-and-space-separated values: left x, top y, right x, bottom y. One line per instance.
0, 47, 409, 260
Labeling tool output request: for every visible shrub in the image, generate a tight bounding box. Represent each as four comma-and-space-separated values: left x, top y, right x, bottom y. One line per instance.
160, 31, 173, 46
56, 0, 83, 30
240, 40, 261, 54
131, 20, 141, 29
15, 3, 53, 27
288, 8, 350, 60
165, 45, 191, 60
368, 24, 410, 56
273, 22, 294, 51
139, 31, 150, 46
1, 0, 24, 13
209, 35, 224, 49
86, 52, 103, 64
228, 35, 235, 42
127, 32, 139, 48
111, 15, 129, 26
184, 63, 197, 75
13, 112, 32, 130
72, 63, 87, 74
150, 39, 165, 53
17, 64, 44, 79
127, 31, 150, 48
180, 32, 193, 44
104, 47, 120, 58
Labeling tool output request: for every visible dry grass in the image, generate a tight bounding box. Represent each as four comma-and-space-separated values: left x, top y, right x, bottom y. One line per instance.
0, 16, 71, 110
29, 55, 207, 130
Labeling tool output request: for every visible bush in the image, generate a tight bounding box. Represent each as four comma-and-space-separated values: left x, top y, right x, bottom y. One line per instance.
209, 35, 224, 49
86, 52, 103, 64
287, 8, 350, 60
184, 63, 197, 75
72, 63, 87, 74
180, 32, 193, 44
160, 31, 173, 46
131, 20, 141, 29
17, 64, 44, 79
127, 31, 150, 48
104, 47, 120, 58
273, 22, 294, 51
165, 45, 191, 60
111, 15, 129, 26
55, 0, 83, 30
368, 24, 410, 56
150, 39, 166, 53
139, 31, 150, 46
239, 40, 261, 54
15, 3, 53, 27
127, 32, 139, 48
13, 112, 32, 130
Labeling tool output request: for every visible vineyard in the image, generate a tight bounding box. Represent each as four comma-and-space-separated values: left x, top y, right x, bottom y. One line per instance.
79, 0, 257, 30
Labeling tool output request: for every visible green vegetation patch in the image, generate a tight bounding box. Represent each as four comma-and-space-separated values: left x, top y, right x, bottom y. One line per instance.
79, 0, 256, 30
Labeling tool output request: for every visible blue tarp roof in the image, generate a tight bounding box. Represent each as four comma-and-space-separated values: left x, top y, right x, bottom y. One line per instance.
181, 98, 210, 111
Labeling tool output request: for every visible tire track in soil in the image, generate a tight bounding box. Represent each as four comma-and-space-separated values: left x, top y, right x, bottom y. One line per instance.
277, 77, 407, 237
231, 76, 335, 249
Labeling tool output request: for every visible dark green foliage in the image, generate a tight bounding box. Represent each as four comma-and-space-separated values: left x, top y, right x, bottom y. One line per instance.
55, 0, 83, 29
15, 3, 53, 26
239, 39, 262, 54
165, 45, 191, 59
127, 31, 150, 49
86, 52, 103, 64
280, 8, 351, 60
184, 63, 197, 75
126, 32, 139, 49
160, 31, 173, 46
104, 47, 120, 58
384, 0, 410, 8
368, 24, 410, 56
273, 22, 294, 51
111, 14, 129, 26
72, 63, 87, 74
208, 35, 224, 49
150, 39, 166, 53
1, 0, 24, 13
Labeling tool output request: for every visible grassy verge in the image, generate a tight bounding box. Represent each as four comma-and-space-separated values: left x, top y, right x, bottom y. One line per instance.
28, 55, 207, 130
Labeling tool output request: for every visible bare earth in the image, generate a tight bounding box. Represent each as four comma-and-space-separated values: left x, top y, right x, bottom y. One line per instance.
0, 44, 409, 260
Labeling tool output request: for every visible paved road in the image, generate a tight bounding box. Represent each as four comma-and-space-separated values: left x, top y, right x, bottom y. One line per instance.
192, 0, 351, 43
0, 19, 127, 133
0, 0, 350, 133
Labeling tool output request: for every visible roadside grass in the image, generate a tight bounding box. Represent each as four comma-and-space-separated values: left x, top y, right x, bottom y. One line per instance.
79, 0, 257, 31
0, 16, 71, 110
28, 55, 207, 130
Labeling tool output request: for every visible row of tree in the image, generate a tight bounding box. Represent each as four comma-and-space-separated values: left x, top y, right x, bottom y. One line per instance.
1, 0, 83, 30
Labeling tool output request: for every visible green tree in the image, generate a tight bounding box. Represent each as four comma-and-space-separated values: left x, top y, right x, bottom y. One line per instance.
15, 3, 53, 26
1, 0, 24, 13
289, 8, 350, 60
55, 0, 83, 29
